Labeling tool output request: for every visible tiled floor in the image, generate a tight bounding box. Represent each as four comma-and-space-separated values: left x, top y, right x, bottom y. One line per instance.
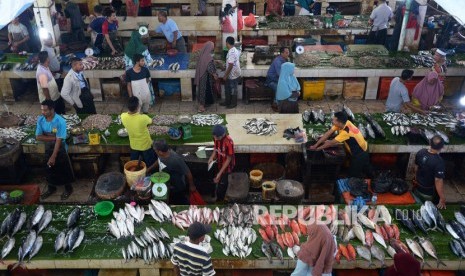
3, 94, 464, 204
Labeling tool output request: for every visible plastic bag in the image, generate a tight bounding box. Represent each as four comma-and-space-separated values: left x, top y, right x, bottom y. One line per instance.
390, 178, 408, 195
222, 17, 234, 33
237, 9, 244, 31
348, 177, 368, 197
372, 171, 392, 193
190, 190, 206, 205
244, 13, 257, 28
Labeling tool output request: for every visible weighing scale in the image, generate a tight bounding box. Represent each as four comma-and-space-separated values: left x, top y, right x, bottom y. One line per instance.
150, 172, 170, 201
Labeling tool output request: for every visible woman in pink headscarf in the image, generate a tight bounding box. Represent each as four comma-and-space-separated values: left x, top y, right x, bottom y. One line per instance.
412, 71, 444, 111
194, 41, 218, 113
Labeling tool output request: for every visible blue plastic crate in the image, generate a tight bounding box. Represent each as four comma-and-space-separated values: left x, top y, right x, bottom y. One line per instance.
158, 79, 181, 96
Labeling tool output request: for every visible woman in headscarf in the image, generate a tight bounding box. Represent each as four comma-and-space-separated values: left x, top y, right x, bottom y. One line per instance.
124, 31, 155, 104
412, 71, 444, 111
291, 223, 337, 276
296, 0, 314, 15
384, 252, 421, 276
276, 62, 300, 114
194, 41, 218, 113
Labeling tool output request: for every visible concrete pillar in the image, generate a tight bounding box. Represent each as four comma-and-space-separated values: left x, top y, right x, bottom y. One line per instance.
33, 0, 57, 47
365, 77, 380, 100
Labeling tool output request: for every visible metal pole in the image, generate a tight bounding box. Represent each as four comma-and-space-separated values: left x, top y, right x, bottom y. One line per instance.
397, 0, 412, 51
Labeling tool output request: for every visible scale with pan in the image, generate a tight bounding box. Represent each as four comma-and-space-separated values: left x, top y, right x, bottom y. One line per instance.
150, 172, 170, 201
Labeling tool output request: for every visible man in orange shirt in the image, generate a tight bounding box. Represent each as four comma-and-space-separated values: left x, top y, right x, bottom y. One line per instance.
310, 111, 371, 178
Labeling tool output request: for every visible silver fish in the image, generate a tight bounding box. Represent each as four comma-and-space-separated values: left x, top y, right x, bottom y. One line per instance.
72, 229, 85, 251
270, 242, 284, 264
370, 244, 386, 267
343, 104, 355, 121
450, 239, 465, 258
1, 237, 15, 260
352, 223, 366, 245
66, 227, 81, 252
18, 230, 37, 263
287, 247, 295, 259
378, 205, 392, 225
30, 205, 44, 229
67, 208, 81, 229
372, 232, 387, 249
418, 237, 446, 268
358, 123, 367, 138
54, 231, 66, 253
420, 205, 433, 229
424, 201, 438, 229
28, 236, 43, 262
366, 123, 376, 139
12, 212, 26, 237
386, 246, 396, 258
38, 210, 52, 233
446, 223, 460, 239
406, 238, 424, 262
455, 212, 465, 228
356, 246, 373, 267
357, 214, 375, 230
261, 242, 273, 263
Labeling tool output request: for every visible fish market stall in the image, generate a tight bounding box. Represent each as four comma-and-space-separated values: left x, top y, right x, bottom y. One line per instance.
0, 203, 463, 273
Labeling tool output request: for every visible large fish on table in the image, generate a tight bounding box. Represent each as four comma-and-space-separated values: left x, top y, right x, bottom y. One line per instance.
450, 239, 465, 258
455, 212, 465, 228
409, 209, 428, 234
1, 237, 15, 260
261, 242, 273, 264
13, 230, 37, 269
406, 238, 425, 263
29, 205, 44, 230
418, 237, 446, 268
395, 209, 417, 235
356, 246, 373, 267
370, 244, 386, 267
67, 208, 81, 229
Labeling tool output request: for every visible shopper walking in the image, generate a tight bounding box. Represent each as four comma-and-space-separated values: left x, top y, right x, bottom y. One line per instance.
208, 125, 235, 202
61, 57, 97, 114
291, 223, 337, 276
221, 36, 241, 108
36, 51, 65, 115
36, 100, 74, 200
194, 41, 218, 113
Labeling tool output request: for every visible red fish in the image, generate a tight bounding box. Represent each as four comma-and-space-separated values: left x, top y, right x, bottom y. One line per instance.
292, 231, 300, 245
277, 217, 286, 232
276, 233, 285, 249
375, 224, 388, 241
286, 232, 295, 248
347, 243, 356, 261
368, 208, 376, 221
298, 219, 308, 235
258, 215, 268, 228
272, 225, 279, 237
339, 244, 350, 261
265, 225, 274, 241
365, 230, 374, 247
290, 220, 301, 236
335, 249, 342, 264
383, 224, 395, 239
391, 224, 400, 240
259, 228, 270, 243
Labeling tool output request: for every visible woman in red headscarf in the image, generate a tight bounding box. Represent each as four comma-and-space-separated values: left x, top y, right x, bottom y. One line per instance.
385, 252, 421, 276
194, 41, 218, 113
291, 223, 337, 276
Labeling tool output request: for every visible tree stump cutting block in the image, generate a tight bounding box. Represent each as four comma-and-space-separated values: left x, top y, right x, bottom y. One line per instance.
95, 172, 126, 200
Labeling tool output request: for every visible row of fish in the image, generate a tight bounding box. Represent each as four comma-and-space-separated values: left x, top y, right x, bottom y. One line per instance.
168, 62, 181, 72
261, 242, 284, 264
148, 200, 174, 223
391, 125, 411, 136
243, 118, 277, 136
395, 201, 447, 236
217, 203, 254, 227
302, 109, 326, 125
172, 235, 212, 254
172, 205, 220, 230
214, 226, 257, 258
122, 226, 172, 264
383, 112, 458, 129
190, 114, 224, 126
54, 227, 85, 253
109, 203, 148, 239
420, 128, 450, 143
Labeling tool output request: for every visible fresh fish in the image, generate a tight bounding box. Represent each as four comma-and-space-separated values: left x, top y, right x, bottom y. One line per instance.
356, 246, 373, 267
7, 209, 21, 237
461, 205, 465, 217
370, 244, 386, 267
343, 227, 354, 243
420, 205, 433, 229
54, 231, 66, 253
0, 212, 11, 237
72, 229, 85, 251
343, 104, 355, 121
406, 238, 424, 262
389, 238, 409, 254
450, 239, 465, 258
372, 232, 387, 248
347, 243, 356, 261
66, 227, 81, 252
352, 224, 366, 245
357, 214, 375, 230
11, 212, 26, 237
435, 130, 449, 143
30, 206, 44, 229
395, 209, 417, 235
366, 123, 376, 139
270, 242, 284, 264
67, 208, 81, 229
1, 237, 15, 260
386, 246, 396, 258
378, 206, 392, 225
337, 225, 345, 239
455, 212, 465, 228
18, 230, 37, 264
450, 220, 465, 240
37, 210, 52, 233
409, 209, 428, 234
287, 247, 295, 259
436, 212, 447, 232
292, 245, 301, 256
358, 123, 367, 139
418, 237, 446, 268
261, 242, 273, 263
108, 220, 121, 239
28, 236, 43, 262
365, 230, 374, 247
446, 223, 459, 239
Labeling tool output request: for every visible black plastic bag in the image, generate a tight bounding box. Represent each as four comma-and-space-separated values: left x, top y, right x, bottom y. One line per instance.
372, 171, 392, 193
349, 177, 368, 197
390, 178, 409, 195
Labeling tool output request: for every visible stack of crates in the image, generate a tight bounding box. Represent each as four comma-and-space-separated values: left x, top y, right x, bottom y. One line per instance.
300, 79, 325, 100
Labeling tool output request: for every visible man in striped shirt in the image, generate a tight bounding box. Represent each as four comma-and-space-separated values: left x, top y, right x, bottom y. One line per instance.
171, 222, 215, 276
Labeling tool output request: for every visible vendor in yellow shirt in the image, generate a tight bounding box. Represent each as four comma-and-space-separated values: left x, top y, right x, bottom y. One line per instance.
310, 111, 372, 178
121, 96, 157, 172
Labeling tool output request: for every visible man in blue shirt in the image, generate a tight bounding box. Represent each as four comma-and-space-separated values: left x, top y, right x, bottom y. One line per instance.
88, 5, 106, 53
385, 69, 424, 114
266, 47, 289, 111
155, 11, 187, 53
36, 100, 75, 200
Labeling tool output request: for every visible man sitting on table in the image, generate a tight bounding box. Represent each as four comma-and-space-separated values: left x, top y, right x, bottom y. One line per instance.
121, 97, 157, 172
310, 111, 372, 178
152, 139, 197, 205
413, 135, 446, 209
385, 69, 425, 114
155, 11, 187, 53
266, 47, 290, 111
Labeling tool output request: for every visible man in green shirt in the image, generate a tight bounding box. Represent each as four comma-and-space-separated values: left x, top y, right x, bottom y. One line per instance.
121, 96, 157, 170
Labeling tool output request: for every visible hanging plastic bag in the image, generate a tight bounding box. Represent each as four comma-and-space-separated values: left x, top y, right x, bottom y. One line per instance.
190, 190, 206, 205
237, 9, 244, 31
222, 16, 234, 33
244, 13, 257, 28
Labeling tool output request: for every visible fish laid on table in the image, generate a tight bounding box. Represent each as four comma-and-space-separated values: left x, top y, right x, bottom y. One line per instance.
30, 205, 44, 230
370, 244, 386, 267
1, 237, 15, 260
365, 230, 374, 247
14, 230, 37, 268
450, 239, 465, 258
37, 210, 52, 234
343, 104, 355, 121
378, 205, 392, 225
356, 246, 373, 267
395, 209, 417, 235
168, 62, 180, 72
446, 223, 460, 239
406, 238, 425, 263
214, 225, 256, 258
191, 114, 224, 126
418, 237, 446, 268
389, 238, 409, 254
358, 123, 367, 139
357, 214, 375, 230
409, 209, 428, 234
372, 232, 387, 249
420, 205, 434, 229
455, 212, 465, 228
11, 212, 26, 237
365, 123, 376, 139
172, 205, 220, 230
243, 118, 278, 136
54, 231, 66, 253
352, 224, 366, 245
148, 200, 173, 223
261, 242, 273, 264
450, 220, 465, 240
270, 242, 284, 264
28, 235, 43, 262
67, 207, 81, 229
386, 246, 396, 258
218, 204, 253, 227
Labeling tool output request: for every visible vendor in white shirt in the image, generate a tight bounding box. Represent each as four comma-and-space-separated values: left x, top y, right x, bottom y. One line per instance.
8, 17, 30, 53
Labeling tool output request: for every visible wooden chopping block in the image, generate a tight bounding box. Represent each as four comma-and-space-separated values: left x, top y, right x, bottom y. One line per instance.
95, 172, 126, 200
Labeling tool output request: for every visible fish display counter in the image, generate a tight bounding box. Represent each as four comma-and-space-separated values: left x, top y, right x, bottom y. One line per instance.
0, 202, 463, 272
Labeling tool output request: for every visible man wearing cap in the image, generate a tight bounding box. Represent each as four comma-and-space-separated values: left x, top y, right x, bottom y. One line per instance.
172, 222, 215, 276
433, 49, 447, 83
208, 125, 235, 202
152, 139, 196, 205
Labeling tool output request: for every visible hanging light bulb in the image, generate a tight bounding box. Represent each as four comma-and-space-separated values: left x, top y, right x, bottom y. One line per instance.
39, 27, 49, 39
460, 96, 465, 107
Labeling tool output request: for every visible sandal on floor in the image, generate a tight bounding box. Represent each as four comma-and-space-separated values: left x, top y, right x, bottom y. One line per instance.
61, 189, 73, 200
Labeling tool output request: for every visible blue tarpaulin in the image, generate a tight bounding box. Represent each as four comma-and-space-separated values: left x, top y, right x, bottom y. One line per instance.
0, 0, 34, 30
